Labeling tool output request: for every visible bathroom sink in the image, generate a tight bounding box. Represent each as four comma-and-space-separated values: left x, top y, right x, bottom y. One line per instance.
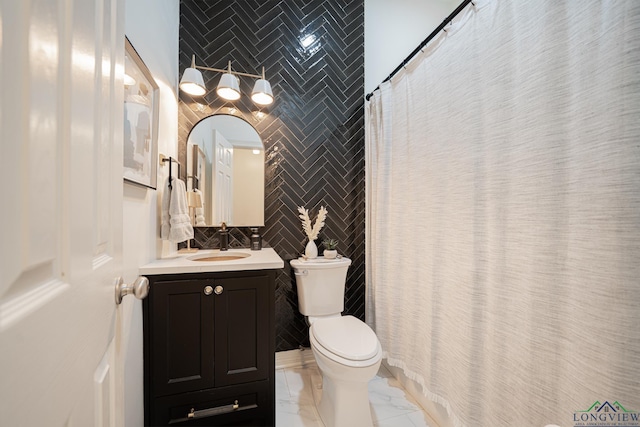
188, 252, 251, 262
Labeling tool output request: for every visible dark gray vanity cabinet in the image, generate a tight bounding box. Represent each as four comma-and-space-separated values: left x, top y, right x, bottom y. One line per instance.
143, 270, 275, 426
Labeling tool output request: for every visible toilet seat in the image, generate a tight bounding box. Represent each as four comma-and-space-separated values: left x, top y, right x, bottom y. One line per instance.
310, 316, 381, 367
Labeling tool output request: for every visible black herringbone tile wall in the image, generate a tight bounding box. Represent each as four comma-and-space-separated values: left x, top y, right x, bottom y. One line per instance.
178, 1, 365, 351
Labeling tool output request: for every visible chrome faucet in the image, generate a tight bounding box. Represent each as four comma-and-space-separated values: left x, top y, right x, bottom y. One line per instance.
219, 222, 228, 251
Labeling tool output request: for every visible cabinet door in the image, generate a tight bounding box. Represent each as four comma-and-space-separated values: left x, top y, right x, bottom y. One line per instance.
151, 279, 215, 396
214, 275, 270, 387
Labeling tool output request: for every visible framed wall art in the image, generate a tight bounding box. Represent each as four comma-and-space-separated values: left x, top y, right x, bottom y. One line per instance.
123, 36, 159, 189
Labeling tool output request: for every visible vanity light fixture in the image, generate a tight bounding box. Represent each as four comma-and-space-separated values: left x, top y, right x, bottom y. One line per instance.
179, 55, 274, 105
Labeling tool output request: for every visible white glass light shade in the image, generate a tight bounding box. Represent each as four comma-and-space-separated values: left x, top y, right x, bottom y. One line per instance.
216, 73, 241, 100
251, 79, 274, 105
179, 67, 206, 96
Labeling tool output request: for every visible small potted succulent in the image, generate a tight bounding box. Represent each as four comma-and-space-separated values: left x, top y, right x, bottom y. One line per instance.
322, 238, 339, 259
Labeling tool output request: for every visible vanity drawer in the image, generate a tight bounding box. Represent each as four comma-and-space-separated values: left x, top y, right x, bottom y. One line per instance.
150, 380, 273, 426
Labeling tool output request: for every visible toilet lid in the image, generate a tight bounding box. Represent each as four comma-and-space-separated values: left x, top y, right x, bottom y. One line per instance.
311, 316, 379, 361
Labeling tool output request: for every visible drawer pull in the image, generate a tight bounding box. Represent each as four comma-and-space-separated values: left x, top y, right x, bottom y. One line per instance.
187, 400, 242, 419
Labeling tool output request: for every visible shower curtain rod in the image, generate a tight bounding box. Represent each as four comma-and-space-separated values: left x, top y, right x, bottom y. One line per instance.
365, 0, 474, 101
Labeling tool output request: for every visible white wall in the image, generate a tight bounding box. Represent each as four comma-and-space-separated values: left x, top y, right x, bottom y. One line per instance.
365, 0, 461, 94
122, 1, 179, 426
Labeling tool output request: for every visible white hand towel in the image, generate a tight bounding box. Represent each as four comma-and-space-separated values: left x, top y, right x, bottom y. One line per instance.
160, 177, 171, 239
194, 189, 206, 226
168, 178, 194, 243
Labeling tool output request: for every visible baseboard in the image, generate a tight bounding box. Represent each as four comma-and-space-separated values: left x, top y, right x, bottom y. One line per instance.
275, 348, 316, 369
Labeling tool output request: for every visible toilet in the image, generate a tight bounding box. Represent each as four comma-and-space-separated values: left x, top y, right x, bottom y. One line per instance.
290, 257, 382, 427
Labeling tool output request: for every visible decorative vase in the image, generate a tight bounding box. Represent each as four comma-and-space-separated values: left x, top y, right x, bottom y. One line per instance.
305, 240, 318, 258
323, 249, 337, 259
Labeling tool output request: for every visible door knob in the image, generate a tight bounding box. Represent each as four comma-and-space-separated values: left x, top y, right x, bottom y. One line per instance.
115, 276, 149, 305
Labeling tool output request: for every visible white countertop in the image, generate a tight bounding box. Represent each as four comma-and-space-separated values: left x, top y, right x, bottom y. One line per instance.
139, 248, 284, 275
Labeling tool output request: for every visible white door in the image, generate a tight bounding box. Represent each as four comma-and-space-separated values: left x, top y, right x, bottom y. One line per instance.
0, 0, 126, 426
213, 130, 234, 224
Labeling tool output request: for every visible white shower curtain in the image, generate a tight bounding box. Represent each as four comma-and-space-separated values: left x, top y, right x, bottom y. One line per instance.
365, 1, 640, 426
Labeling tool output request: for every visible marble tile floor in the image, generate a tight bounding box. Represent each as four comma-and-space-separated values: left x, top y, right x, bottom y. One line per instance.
276, 361, 436, 427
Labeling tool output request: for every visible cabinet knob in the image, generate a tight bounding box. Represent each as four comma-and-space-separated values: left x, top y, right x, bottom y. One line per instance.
204, 285, 213, 295
214, 285, 224, 295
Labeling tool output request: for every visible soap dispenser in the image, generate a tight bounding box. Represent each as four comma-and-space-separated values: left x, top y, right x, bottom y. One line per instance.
250, 227, 262, 251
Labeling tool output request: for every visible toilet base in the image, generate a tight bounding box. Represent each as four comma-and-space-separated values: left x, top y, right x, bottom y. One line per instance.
317, 373, 375, 427
311, 343, 381, 427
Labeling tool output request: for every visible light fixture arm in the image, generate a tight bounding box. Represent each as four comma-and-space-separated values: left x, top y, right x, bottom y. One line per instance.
190, 57, 264, 80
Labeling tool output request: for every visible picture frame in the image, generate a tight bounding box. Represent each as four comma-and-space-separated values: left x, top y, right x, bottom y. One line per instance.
123, 36, 159, 189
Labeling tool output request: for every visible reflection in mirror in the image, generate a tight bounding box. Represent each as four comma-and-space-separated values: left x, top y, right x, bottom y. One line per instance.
187, 115, 265, 227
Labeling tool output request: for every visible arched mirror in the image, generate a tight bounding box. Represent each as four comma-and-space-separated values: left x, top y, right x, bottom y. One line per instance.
186, 115, 264, 226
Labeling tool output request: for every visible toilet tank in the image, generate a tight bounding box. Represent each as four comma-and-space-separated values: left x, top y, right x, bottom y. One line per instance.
290, 257, 352, 316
